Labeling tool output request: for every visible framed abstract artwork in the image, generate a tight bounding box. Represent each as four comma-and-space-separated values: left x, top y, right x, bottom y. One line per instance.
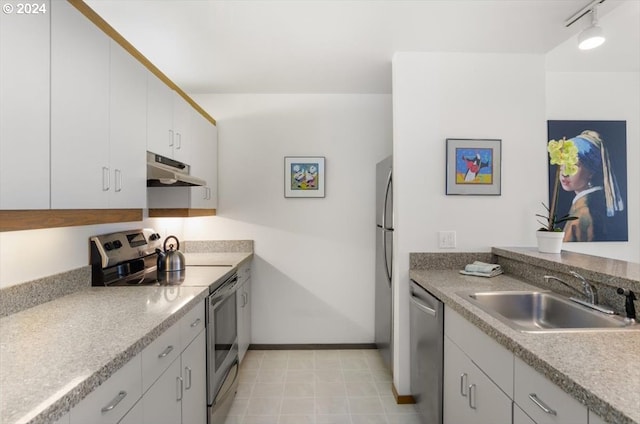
446, 138, 501, 195
284, 156, 325, 198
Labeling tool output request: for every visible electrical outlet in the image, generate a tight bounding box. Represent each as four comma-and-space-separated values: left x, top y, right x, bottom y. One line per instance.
438, 231, 456, 249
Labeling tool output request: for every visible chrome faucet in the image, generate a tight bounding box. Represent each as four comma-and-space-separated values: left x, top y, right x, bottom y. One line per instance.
544, 271, 597, 304
544, 272, 615, 315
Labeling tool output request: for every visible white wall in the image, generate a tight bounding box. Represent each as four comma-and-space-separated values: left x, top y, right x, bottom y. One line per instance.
185, 94, 392, 343
392, 52, 546, 394
545, 74, 639, 262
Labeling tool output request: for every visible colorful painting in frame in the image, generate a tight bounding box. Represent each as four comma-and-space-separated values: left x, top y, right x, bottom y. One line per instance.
547, 120, 628, 242
284, 156, 325, 198
446, 138, 501, 195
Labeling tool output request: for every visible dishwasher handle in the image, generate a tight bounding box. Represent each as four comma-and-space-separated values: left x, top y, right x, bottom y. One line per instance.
410, 295, 437, 317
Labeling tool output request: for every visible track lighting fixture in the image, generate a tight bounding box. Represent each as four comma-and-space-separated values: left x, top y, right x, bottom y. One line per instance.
578, 5, 606, 49
565, 0, 607, 50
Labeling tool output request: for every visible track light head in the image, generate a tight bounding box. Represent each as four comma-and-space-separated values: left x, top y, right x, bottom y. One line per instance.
578, 24, 605, 49
577, 5, 606, 50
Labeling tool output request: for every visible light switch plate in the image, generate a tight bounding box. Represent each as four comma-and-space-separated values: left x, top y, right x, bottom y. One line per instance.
438, 231, 456, 248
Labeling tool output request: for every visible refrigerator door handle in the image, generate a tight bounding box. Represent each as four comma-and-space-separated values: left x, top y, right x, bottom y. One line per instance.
382, 168, 393, 230
382, 168, 393, 284
383, 230, 392, 285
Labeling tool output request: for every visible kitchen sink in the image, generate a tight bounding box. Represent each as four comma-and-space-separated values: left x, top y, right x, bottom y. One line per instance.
457, 290, 637, 333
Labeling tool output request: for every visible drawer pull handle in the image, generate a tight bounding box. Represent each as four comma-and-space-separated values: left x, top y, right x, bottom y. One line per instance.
101, 390, 127, 413
158, 345, 174, 358
468, 384, 477, 409
529, 393, 557, 416
460, 373, 468, 397
190, 318, 201, 328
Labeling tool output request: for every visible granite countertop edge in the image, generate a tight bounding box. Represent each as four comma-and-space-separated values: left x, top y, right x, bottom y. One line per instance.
1, 251, 254, 424
409, 269, 638, 424
37, 290, 209, 424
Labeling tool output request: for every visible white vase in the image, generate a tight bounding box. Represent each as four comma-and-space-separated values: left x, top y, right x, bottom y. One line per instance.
536, 231, 565, 253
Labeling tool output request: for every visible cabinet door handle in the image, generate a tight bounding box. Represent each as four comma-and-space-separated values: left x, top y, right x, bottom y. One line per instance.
169, 129, 174, 147
190, 318, 201, 328
207, 187, 212, 200
100, 390, 127, 413
158, 345, 174, 358
468, 384, 476, 409
460, 373, 468, 397
102, 167, 110, 191
185, 366, 192, 390
176, 376, 183, 401
176, 132, 181, 149
203, 187, 208, 200
528, 393, 557, 416
114, 169, 122, 192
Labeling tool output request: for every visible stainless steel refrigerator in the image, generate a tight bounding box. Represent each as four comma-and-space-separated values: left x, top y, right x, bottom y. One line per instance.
375, 155, 393, 370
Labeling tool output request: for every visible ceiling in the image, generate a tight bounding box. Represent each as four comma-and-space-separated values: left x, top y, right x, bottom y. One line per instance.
85, 0, 638, 94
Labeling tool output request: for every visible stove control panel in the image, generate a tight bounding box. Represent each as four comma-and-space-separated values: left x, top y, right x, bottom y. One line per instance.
90, 228, 163, 269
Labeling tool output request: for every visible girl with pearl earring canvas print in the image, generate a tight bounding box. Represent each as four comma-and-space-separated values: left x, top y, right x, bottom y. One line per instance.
547, 120, 628, 242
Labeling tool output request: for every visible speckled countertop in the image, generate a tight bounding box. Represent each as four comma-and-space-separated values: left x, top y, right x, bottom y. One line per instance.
0, 251, 253, 424
410, 269, 640, 424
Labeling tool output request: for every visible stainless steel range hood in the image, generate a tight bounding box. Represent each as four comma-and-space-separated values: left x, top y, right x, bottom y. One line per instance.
147, 151, 207, 187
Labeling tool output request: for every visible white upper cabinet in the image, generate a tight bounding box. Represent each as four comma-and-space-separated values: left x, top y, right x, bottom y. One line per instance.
171, 93, 192, 164
50, 0, 110, 209
0, 0, 50, 209
189, 113, 218, 209
147, 111, 217, 211
146, 74, 175, 158
147, 74, 193, 163
108, 41, 147, 208
51, 1, 147, 209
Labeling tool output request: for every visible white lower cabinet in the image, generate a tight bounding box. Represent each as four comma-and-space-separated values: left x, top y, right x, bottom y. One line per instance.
444, 306, 592, 424
117, 400, 142, 424
68, 301, 206, 424
180, 330, 207, 424
140, 301, 206, 424
515, 404, 538, 424
443, 337, 512, 424
69, 355, 142, 424
142, 327, 206, 424
237, 261, 252, 363
514, 357, 588, 424
142, 357, 182, 424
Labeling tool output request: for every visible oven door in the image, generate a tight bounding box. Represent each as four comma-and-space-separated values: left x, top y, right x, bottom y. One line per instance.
207, 274, 239, 406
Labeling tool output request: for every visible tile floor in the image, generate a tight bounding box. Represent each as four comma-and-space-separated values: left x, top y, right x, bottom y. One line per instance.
224, 349, 421, 424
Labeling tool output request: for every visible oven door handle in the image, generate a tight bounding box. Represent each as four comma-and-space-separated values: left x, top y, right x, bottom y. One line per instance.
209, 281, 239, 308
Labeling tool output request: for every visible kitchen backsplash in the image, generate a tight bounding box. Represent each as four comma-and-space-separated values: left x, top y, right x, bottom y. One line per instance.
0, 266, 90, 317
183, 240, 253, 253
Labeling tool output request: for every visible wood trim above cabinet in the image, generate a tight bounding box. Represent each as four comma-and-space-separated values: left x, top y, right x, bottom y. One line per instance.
67, 0, 216, 126
148, 209, 217, 218
0, 209, 143, 232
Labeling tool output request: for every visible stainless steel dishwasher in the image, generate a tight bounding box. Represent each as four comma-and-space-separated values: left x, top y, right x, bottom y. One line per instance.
410, 280, 444, 424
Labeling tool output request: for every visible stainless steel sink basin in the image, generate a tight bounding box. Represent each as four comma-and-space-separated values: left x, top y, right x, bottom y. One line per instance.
457, 290, 636, 333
